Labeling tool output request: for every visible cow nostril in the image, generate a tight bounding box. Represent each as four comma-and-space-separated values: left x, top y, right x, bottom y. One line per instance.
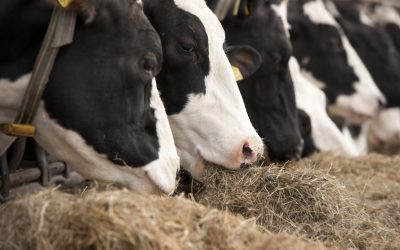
142, 53, 158, 75
242, 143, 254, 158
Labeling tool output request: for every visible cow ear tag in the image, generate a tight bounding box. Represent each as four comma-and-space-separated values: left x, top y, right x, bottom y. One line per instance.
232, 66, 244, 81
233, 0, 241, 16
57, 0, 73, 8
233, 0, 250, 16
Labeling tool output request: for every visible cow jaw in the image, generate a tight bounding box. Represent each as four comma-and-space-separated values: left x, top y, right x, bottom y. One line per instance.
0, 74, 179, 194
167, 0, 263, 175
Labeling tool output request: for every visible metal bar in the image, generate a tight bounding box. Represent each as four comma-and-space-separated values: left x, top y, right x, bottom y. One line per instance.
8, 138, 27, 172
0, 168, 40, 188
0, 154, 10, 201
1, 182, 44, 203
0, 162, 70, 187
35, 142, 49, 186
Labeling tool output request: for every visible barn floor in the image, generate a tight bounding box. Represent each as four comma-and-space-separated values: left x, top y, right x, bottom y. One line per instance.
0, 152, 399, 250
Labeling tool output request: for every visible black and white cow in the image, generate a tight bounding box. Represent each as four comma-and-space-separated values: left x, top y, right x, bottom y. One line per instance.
0, 0, 179, 194
288, 0, 385, 125
205, 0, 304, 161
332, 1, 400, 109
369, 4, 400, 51
330, 1, 400, 154
272, 0, 359, 156
142, 0, 264, 178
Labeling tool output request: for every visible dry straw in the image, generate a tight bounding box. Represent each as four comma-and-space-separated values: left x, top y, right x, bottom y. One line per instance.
193, 156, 399, 249
0, 188, 323, 250
0, 152, 399, 249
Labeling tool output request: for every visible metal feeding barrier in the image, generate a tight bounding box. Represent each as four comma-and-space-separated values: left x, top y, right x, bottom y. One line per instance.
0, 139, 85, 203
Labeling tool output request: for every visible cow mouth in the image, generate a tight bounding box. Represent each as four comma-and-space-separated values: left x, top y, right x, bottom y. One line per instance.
190, 151, 206, 180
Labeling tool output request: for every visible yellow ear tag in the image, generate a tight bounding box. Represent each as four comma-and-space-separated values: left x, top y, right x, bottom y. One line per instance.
233, 0, 241, 16
0, 123, 36, 137
57, 0, 73, 8
232, 66, 244, 81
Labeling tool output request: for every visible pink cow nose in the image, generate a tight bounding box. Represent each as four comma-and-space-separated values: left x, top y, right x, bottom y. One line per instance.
240, 140, 262, 165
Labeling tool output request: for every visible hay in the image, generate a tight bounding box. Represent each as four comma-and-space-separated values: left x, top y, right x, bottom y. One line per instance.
0, 188, 324, 250
304, 152, 400, 238
193, 161, 399, 249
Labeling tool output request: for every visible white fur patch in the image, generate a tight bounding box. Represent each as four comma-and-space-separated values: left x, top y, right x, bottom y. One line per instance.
369, 108, 400, 143
359, 7, 375, 27
170, 0, 264, 174
271, 0, 291, 37
370, 4, 400, 27
303, 0, 338, 26
0, 75, 179, 194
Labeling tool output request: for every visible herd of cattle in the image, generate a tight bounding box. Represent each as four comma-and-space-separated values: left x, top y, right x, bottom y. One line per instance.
0, 0, 399, 195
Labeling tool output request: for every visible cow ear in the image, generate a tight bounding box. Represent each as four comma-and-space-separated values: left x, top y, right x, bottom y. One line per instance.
226, 45, 262, 81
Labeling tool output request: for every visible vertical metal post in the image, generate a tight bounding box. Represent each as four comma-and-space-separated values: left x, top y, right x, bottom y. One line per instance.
0, 154, 10, 202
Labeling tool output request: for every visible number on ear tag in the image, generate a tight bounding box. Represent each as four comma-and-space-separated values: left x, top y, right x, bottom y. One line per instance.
57, 0, 73, 8
232, 66, 244, 81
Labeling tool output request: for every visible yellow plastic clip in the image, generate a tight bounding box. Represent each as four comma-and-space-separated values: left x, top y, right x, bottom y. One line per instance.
0, 124, 36, 137
232, 66, 244, 81
57, 0, 73, 8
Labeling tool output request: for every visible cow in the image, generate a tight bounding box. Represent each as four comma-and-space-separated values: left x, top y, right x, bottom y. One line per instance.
288, 0, 385, 126
142, 0, 264, 178
0, 0, 180, 194
369, 4, 400, 51
205, 0, 304, 161
331, 1, 400, 109
330, 1, 400, 154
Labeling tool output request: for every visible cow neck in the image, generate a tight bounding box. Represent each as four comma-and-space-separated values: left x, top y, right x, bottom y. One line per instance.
0, 7, 76, 140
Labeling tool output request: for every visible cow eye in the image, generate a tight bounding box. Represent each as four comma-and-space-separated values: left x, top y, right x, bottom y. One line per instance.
180, 42, 195, 53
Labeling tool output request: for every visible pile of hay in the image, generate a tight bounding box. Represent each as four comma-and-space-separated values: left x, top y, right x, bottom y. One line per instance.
193, 161, 398, 249
304, 152, 400, 237
0, 188, 324, 250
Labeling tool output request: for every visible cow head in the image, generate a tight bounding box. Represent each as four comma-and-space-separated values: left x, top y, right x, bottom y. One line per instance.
210, 0, 304, 161
0, 0, 179, 194
271, 0, 360, 156
288, 0, 385, 124
143, 0, 264, 179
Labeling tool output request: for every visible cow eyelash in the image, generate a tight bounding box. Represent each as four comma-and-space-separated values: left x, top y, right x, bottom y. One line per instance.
180, 42, 196, 53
